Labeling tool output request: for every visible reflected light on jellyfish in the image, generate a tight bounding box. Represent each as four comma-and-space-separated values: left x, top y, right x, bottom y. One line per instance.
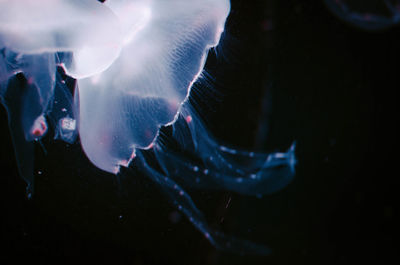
0, 0, 296, 255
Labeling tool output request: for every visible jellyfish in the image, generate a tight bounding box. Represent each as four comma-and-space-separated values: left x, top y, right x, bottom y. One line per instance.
0, 0, 295, 255
324, 0, 400, 30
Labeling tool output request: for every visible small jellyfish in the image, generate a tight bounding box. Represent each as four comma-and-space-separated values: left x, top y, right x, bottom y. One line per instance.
0, 0, 296, 255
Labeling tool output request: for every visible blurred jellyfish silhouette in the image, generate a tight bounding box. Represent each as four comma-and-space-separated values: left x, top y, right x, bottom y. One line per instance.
0, 0, 296, 255
324, 0, 400, 30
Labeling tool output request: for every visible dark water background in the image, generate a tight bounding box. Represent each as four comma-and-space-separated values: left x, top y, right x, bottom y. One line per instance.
1, 0, 397, 264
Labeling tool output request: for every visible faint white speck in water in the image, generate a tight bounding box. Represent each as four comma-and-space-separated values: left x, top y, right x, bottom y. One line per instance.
250, 174, 257, 179
61, 108, 67, 112
236, 177, 243, 183
249, 152, 254, 157
179, 190, 184, 196
193, 166, 199, 172
225, 197, 231, 209
203, 169, 209, 175
37, 171, 42, 175
178, 205, 182, 210
118, 215, 123, 220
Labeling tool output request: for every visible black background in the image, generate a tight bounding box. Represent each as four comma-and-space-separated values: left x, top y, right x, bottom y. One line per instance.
1, 0, 397, 264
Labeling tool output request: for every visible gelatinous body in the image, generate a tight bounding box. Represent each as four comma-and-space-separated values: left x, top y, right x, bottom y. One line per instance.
0, 0, 296, 255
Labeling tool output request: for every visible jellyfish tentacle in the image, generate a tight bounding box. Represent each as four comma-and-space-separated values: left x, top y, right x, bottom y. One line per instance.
134, 151, 271, 256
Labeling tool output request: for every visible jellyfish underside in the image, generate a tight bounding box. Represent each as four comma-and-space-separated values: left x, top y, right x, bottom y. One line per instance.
0, 0, 296, 255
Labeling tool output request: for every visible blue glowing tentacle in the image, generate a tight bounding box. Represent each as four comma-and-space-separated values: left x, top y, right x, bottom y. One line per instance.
154, 141, 296, 196
134, 151, 271, 255
324, 0, 400, 30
